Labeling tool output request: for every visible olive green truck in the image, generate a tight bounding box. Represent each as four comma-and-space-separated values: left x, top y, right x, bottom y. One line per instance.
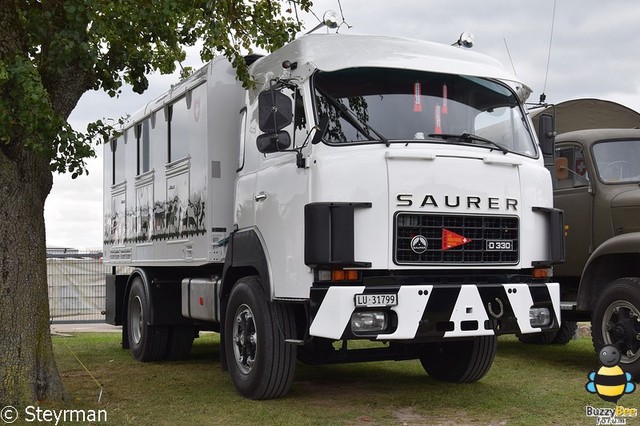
530, 99, 640, 379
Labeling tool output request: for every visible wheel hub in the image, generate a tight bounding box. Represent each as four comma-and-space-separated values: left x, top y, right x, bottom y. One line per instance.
603, 300, 640, 363
130, 295, 143, 345
232, 304, 257, 374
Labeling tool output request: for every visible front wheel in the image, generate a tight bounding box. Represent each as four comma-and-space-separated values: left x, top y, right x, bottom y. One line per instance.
224, 276, 297, 399
592, 277, 640, 379
419, 335, 497, 383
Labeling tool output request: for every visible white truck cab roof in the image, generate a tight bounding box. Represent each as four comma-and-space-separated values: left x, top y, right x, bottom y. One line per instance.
251, 34, 531, 101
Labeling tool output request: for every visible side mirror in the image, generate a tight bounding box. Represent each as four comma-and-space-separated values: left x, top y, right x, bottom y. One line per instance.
311, 115, 330, 145
555, 157, 569, 180
257, 131, 291, 153
258, 90, 292, 133
538, 113, 556, 156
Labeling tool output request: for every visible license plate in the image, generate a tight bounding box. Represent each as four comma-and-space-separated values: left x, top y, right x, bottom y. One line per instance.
355, 293, 398, 308
485, 240, 514, 251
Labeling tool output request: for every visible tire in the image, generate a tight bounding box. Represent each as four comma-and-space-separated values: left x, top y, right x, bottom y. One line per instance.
165, 327, 196, 360
518, 330, 557, 345
551, 321, 578, 345
419, 335, 497, 383
127, 277, 169, 362
224, 276, 297, 399
518, 321, 577, 345
592, 277, 640, 380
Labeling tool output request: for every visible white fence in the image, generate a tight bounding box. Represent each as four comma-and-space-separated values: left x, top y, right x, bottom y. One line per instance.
47, 254, 130, 323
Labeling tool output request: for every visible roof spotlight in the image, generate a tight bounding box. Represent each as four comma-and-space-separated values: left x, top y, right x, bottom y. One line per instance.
307, 10, 339, 34
452, 32, 474, 48
322, 10, 339, 29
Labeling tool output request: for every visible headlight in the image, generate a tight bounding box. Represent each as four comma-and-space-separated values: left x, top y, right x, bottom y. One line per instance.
529, 307, 551, 327
351, 311, 387, 333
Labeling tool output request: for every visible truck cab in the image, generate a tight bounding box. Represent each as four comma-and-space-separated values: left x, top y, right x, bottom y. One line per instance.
555, 129, 640, 283
553, 128, 640, 375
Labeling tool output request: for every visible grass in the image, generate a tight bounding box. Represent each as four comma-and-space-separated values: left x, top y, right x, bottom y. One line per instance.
45, 331, 627, 425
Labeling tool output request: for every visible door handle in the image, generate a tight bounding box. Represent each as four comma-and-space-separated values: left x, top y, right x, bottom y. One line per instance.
255, 192, 267, 202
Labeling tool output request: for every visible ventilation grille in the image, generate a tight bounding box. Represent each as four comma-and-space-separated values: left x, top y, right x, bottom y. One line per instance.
395, 213, 519, 265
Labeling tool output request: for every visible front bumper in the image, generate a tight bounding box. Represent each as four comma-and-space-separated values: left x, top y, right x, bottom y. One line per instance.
309, 281, 560, 341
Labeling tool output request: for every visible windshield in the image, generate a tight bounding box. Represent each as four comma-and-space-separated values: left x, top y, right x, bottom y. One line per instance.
313, 68, 537, 156
593, 139, 640, 183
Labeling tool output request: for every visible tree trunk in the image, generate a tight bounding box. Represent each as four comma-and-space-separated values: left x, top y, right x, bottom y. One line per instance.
0, 145, 65, 405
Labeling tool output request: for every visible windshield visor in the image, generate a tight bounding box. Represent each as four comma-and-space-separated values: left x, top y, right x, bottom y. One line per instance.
593, 139, 640, 183
313, 68, 537, 156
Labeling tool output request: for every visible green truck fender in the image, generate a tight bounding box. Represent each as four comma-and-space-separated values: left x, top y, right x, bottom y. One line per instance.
577, 232, 640, 310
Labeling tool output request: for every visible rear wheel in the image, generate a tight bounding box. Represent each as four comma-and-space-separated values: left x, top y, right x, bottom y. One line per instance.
165, 327, 196, 360
420, 335, 497, 382
592, 278, 640, 379
224, 276, 297, 399
127, 277, 169, 362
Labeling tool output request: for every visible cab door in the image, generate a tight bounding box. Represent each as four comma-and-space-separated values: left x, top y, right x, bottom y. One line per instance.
253, 86, 312, 299
553, 143, 594, 277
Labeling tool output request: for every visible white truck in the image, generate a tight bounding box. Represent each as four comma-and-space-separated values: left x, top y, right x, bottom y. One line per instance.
103, 33, 563, 399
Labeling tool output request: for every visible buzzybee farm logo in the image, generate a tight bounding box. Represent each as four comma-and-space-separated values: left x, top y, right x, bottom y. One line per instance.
585, 345, 637, 425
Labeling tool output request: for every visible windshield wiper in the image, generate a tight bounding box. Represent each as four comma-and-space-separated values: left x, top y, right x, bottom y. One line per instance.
428, 132, 509, 154
316, 87, 390, 146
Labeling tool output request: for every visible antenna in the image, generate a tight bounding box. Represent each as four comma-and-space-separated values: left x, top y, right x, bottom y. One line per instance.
503, 38, 517, 76
335, 0, 352, 32
540, 0, 557, 104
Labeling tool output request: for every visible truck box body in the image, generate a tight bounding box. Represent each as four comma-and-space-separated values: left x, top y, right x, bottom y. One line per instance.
104, 34, 562, 398
103, 61, 242, 266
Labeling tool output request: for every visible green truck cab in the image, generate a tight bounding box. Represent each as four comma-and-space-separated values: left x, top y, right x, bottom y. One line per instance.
532, 99, 640, 378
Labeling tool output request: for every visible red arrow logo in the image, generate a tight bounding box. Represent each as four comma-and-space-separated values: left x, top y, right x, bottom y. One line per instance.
442, 229, 473, 250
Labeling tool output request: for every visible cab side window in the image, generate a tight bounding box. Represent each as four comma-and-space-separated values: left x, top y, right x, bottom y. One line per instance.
556, 146, 589, 189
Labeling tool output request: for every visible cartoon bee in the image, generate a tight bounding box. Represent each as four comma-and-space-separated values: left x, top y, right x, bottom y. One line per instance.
586, 345, 636, 403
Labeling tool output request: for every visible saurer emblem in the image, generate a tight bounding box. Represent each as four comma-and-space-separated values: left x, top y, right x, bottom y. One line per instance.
410, 235, 428, 254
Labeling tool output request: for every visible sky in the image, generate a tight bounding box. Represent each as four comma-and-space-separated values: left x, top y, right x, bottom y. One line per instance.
44, 0, 640, 250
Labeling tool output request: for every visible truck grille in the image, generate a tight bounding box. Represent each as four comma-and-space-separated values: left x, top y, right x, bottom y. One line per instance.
394, 213, 519, 265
